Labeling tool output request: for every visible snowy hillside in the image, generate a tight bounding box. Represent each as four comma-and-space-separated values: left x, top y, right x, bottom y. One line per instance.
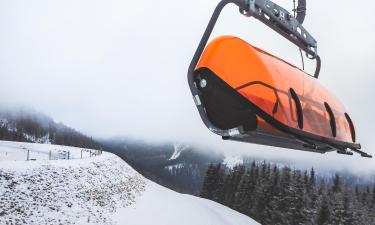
0, 141, 259, 225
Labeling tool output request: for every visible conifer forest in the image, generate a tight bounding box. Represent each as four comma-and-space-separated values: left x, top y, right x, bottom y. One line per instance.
201, 162, 375, 225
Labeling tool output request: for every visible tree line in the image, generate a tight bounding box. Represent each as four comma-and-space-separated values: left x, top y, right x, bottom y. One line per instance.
0, 109, 102, 150
201, 162, 375, 225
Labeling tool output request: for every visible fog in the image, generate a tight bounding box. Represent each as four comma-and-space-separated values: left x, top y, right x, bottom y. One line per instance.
1, 0, 374, 173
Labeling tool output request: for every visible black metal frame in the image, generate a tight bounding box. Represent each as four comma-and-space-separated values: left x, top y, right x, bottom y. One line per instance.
187, 0, 372, 157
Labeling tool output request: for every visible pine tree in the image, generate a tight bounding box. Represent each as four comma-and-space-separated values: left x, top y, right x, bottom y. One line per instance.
318, 179, 326, 196
330, 175, 345, 225
306, 172, 319, 221
245, 161, 259, 216
234, 168, 252, 213
355, 185, 361, 204
201, 163, 216, 199
316, 195, 330, 225
224, 164, 245, 206
368, 184, 375, 224
247, 162, 262, 216
253, 162, 271, 224
304, 170, 309, 192
310, 167, 316, 186
332, 174, 341, 193
201, 163, 225, 200
212, 164, 225, 202
290, 170, 308, 225
277, 166, 293, 224
267, 165, 281, 225
362, 186, 371, 207
218, 172, 232, 205
342, 189, 355, 225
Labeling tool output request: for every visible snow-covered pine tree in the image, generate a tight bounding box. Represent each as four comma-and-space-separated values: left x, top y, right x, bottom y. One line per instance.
267, 165, 282, 224
234, 168, 252, 213
316, 195, 330, 225
310, 168, 316, 186
369, 185, 375, 224
290, 170, 308, 225
246, 162, 260, 217
329, 174, 346, 225
341, 188, 355, 225
304, 170, 309, 192
253, 161, 270, 220
200, 163, 216, 199
306, 168, 318, 223
212, 164, 226, 202
218, 172, 232, 205
277, 166, 293, 224
332, 174, 341, 193
224, 164, 245, 206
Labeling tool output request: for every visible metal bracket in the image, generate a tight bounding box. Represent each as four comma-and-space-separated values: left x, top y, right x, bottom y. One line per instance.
241, 0, 318, 58
337, 149, 354, 156
350, 148, 373, 158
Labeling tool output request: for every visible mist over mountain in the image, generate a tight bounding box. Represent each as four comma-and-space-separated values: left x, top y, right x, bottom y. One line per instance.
0, 108, 102, 150
102, 139, 224, 194
1, 107, 373, 194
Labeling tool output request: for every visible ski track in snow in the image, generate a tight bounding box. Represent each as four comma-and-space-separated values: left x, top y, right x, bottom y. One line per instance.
0, 141, 259, 225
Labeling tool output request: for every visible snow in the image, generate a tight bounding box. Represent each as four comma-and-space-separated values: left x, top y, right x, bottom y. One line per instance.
0, 149, 145, 225
23, 133, 51, 144
0, 141, 259, 225
165, 162, 185, 172
0, 140, 97, 161
223, 153, 244, 168
114, 183, 259, 225
169, 143, 188, 160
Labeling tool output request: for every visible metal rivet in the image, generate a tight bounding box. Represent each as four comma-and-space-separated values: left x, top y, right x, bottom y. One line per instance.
200, 79, 207, 88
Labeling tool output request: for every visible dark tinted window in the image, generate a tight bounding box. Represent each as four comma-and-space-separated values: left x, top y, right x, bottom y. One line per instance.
345, 113, 356, 142
324, 103, 336, 137
289, 88, 303, 129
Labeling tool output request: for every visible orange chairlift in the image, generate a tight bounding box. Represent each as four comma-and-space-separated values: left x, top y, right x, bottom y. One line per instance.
188, 0, 371, 157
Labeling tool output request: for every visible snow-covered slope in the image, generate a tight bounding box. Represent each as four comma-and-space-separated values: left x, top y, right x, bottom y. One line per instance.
169, 142, 188, 160
0, 141, 259, 225
114, 183, 258, 225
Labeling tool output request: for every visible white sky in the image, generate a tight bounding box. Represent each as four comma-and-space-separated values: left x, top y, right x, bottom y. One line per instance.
1, 0, 375, 173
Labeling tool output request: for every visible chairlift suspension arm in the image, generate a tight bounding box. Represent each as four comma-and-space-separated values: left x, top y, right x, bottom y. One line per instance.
295, 0, 306, 25
188, 0, 321, 82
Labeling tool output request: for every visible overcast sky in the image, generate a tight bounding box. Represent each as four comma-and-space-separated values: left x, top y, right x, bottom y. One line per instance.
1, 0, 375, 173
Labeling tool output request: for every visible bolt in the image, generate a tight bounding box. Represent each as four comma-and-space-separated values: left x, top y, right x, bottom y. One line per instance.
273, 9, 279, 17
200, 79, 207, 88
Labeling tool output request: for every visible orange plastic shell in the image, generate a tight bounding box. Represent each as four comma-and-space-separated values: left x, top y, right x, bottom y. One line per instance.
196, 36, 354, 143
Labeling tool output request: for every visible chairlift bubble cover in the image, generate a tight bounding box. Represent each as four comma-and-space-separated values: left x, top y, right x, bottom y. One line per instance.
193, 36, 359, 153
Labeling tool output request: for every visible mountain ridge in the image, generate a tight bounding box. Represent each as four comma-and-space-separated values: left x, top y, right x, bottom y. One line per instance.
0, 108, 102, 150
